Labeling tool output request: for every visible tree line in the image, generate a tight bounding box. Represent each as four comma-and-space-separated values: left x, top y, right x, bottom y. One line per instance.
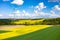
0, 18, 60, 25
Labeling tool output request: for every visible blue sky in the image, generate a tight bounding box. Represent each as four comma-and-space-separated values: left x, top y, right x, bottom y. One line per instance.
0, 0, 60, 19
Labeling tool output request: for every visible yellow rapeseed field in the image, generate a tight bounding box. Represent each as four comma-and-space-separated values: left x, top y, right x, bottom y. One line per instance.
0, 25, 51, 40
13, 19, 44, 24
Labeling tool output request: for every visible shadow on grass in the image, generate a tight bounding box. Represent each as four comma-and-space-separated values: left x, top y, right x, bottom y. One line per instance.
0, 30, 11, 34
4, 26, 60, 40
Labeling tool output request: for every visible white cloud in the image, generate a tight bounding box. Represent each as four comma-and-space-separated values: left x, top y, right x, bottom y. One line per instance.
0, 14, 3, 17
30, 2, 60, 18
8, 10, 39, 19
48, 5, 60, 18
34, 9, 60, 18
22, 10, 26, 13
50, 10, 55, 14
14, 10, 20, 14
51, 5, 60, 17
9, 9, 60, 19
34, 10, 38, 14
33, 2, 47, 18
11, 0, 24, 5
9, 14, 14, 17
53, 5, 60, 10
8, 2, 60, 19
49, 10, 60, 18
34, 2, 60, 18
38, 11, 60, 18
49, 14, 60, 18
12, 10, 21, 16
39, 2, 46, 9
35, 2, 46, 11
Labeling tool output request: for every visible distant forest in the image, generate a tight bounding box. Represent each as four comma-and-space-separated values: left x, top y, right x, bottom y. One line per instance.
0, 18, 60, 25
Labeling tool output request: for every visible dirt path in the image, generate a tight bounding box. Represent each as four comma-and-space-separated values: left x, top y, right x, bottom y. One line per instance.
0, 25, 25, 30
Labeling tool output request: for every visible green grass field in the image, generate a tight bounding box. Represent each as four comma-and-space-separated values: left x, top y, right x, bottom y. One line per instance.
0, 25, 60, 40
